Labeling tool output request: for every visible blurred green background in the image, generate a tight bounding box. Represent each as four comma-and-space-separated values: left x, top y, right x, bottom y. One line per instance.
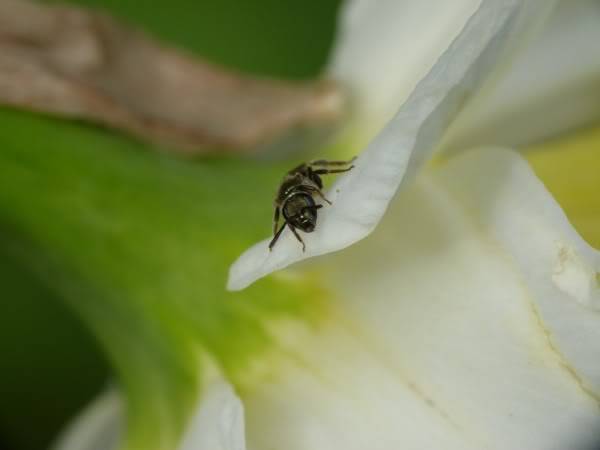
2, 2, 599, 450
0, 1, 341, 448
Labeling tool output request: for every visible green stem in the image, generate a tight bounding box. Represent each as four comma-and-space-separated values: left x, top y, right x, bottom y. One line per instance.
0, 109, 324, 449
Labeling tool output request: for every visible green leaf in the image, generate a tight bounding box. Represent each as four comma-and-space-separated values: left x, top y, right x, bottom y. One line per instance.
0, 1, 341, 447
0, 249, 108, 450
0, 107, 332, 448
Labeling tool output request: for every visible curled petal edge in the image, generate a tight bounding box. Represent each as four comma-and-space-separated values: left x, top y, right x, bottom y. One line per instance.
437, 148, 600, 395
228, 0, 557, 291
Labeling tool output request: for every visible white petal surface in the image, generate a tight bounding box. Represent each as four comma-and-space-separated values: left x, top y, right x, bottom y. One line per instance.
327, 0, 480, 146
179, 379, 246, 450
51, 388, 122, 450
443, 0, 600, 151
241, 148, 600, 450
52, 377, 246, 450
228, 0, 556, 291
436, 148, 600, 394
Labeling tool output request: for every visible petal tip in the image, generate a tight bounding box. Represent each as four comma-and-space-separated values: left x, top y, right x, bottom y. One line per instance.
226, 242, 269, 291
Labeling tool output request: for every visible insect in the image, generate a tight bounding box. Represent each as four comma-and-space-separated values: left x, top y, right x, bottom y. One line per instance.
269, 158, 355, 252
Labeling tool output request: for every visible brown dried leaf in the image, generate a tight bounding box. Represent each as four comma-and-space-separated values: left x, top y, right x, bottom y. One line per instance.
0, 0, 345, 155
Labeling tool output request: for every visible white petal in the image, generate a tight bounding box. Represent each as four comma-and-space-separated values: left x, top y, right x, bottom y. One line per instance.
434, 147, 600, 393
179, 379, 246, 450
52, 376, 246, 450
228, 0, 557, 291
51, 388, 123, 450
443, 0, 600, 150
241, 148, 600, 450
327, 0, 480, 145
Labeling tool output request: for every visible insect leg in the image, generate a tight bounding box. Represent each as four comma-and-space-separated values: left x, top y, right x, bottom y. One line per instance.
308, 157, 356, 167
287, 223, 306, 252
313, 166, 354, 176
273, 206, 280, 236
303, 185, 332, 205
315, 189, 332, 205
269, 221, 287, 251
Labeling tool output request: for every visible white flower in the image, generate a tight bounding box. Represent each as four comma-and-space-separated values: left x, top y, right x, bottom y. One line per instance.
54, 373, 245, 450
55, 1, 600, 449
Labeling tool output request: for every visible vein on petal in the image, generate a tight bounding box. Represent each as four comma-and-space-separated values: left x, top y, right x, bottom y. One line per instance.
527, 301, 600, 409
430, 147, 600, 403
254, 315, 479, 447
